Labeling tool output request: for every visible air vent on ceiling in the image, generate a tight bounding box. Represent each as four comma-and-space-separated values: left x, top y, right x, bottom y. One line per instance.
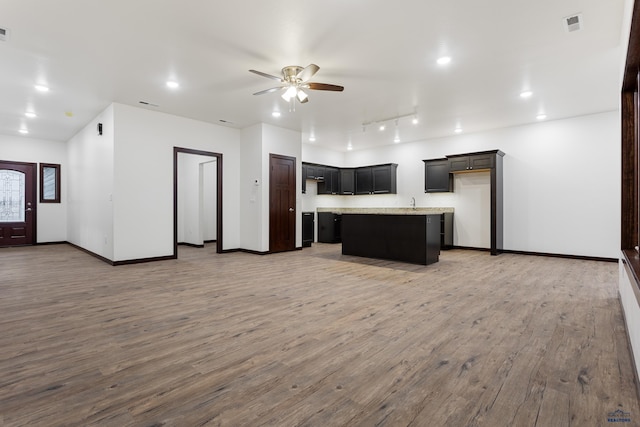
563, 14, 583, 33
0, 27, 9, 41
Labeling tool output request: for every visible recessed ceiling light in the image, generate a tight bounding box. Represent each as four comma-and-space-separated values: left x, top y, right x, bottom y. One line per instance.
34, 84, 49, 92
272, 111, 281, 118
379, 124, 386, 131
18, 129, 28, 134
347, 145, 353, 151
454, 128, 463, 134
309, 136, 316, 142
536, 114, 547, 120
166, 81, 179, 89
520, 91, 533, 98
393, 136, 400, 143
437, 56, 451, 65
25, 111, 36, 118
412, 117, 419, 125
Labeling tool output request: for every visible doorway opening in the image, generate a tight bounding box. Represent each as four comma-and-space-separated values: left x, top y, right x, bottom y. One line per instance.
173, 148, 222, 257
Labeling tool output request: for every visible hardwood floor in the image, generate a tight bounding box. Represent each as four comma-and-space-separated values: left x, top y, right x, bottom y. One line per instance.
0, 243, 638, 426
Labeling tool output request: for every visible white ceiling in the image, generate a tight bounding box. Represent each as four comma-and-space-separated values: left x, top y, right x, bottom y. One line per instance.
0, 0, 627, 151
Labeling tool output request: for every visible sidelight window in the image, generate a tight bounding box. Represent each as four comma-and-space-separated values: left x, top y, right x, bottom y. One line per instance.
40, 163, 60, 203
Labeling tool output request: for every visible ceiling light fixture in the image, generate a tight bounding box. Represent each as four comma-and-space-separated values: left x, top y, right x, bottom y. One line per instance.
412, 117, 419, 125
536, 114, 547, 120
393, 136, 400, 143
363, 111, 417, 129
347, 145, 353, 151
34, 84, 49, 92
520, 91, 533, 98
25, 111, 36, 118
166, 81, 179, 89
309, 136, 316, 142
272, 111, 281, 118
437, 56, 452, 65
454, 127, 463, 134
379, 124, 386, 131
18, 129, 28, 134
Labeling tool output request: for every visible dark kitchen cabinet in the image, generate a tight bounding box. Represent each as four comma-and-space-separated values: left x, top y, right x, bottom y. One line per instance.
448, 153, 495, 172
318, 167, 340, 194
355, 167, 373, 194
441, 212, 454, 249
302, 212, 314, 247
318, 212, 342, 243
355, 164, 397, 194
340, 168, 355, 195
302, 164, 307, 193
424, 158, 452, 193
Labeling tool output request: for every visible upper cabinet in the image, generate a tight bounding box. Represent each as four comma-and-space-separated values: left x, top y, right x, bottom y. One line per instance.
318, 167, 340, 194
448, 152, 495, 172
424, 158, 452, 193
356, 164, 398, 195
302, 162, 397, 196
340, 168, 355, 195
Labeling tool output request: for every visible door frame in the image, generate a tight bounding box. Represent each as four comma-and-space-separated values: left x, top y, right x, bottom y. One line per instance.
0, 160, 37, 246
173, 147, 222, 256
269, 153, 297, 253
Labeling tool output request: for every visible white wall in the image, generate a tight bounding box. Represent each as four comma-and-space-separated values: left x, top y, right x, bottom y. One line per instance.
0, 134, 68, 243
67, 106, 115, 259
240, 124, 264, 251
112, 103, 241, 261
302, 111, 620, 258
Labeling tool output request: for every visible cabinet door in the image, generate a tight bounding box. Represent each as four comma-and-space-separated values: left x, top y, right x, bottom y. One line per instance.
424, 159, 452, 192
340, 169, 355, 194
448, 157, 469, 172
306, 165, 317, 179
468, 154, 494, 170
355, 167, 373, 194
318, 167, 340, 194
329, 168, 341, 193
372, 165, 394, 193
302, 164, 307, 193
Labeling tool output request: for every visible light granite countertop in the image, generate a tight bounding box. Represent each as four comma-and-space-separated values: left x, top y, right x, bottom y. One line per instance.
316, 207, 454, 215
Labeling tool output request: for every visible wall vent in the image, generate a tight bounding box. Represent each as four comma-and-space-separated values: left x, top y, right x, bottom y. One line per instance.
563, 14, 583, 33
0, 27, 9, 41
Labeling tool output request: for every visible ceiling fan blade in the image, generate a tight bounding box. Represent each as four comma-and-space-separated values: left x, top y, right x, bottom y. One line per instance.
253, 86, 285, 96
307, 82, 344, 92
249, 69, 283, 81
296, 64, 320, 82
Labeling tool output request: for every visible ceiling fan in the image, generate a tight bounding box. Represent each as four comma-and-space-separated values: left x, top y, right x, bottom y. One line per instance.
249, 64, 344, 105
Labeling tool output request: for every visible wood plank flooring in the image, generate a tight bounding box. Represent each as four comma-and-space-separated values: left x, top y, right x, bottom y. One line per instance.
0, 243, 638, 426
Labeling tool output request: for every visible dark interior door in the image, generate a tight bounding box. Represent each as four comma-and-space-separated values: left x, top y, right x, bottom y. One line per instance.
0, 161, 36, 247
269, 154, 296, 252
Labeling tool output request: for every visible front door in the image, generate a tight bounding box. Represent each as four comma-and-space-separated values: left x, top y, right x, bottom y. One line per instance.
269, 154, 296, 252
0, 161, 36, 247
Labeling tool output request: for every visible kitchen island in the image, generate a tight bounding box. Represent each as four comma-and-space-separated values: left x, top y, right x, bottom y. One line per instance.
317, 208, 454, 265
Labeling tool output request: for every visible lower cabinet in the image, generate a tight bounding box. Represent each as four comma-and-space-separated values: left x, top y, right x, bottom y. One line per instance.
302, 212, 314, 247
318, 212, 342, 243
341, 214, 441, 265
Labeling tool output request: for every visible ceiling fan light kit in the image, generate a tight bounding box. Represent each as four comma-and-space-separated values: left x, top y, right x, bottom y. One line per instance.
250, 63, 344, 108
